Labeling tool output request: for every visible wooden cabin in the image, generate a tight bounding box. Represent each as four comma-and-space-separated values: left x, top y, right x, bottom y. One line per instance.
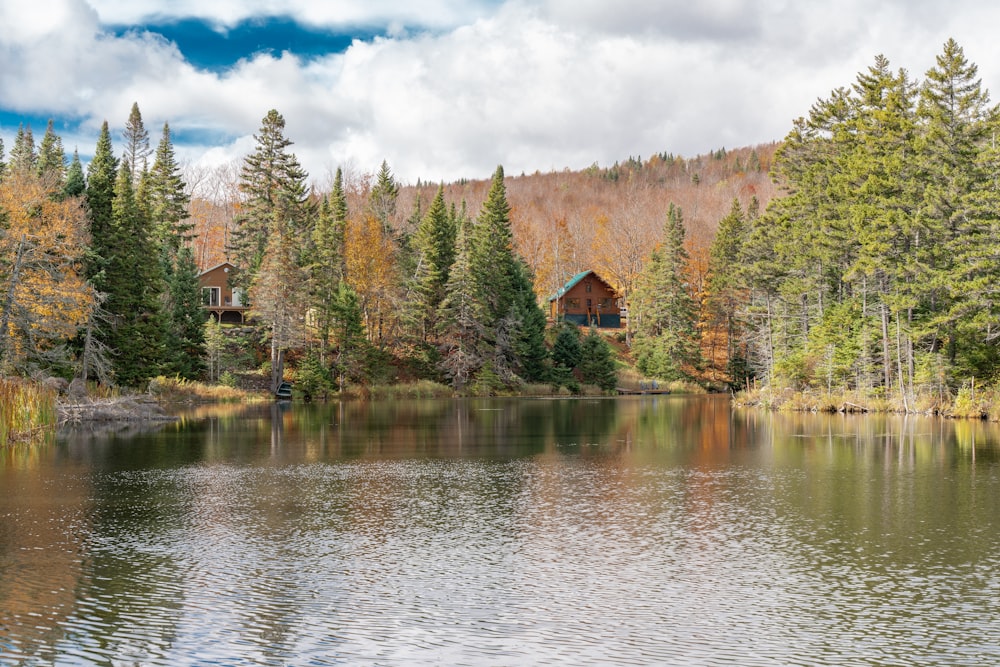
548, 270, 624, 328
198, 261, 247, 324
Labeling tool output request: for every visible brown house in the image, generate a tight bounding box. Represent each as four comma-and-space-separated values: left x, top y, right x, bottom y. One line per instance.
548, 270, 623, 328
198, 261, 246, 324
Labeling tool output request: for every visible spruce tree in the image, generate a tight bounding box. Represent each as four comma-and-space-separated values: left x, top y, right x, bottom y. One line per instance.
309, 194, 346, 351
63, 150, 85, 198
229, 109, 311, 299
8, 124, 36, 174
917, 39, 995, 372
36, 120, 66, 183
369, 159, 399, 235
579, 328, 618, 392
407, 185, 456, 343
105, 162, 166, 387
122, 102, 152, 181
148, 123, 193, 249
438, 213, 484, 389
85, 122, 118, 291
162, 245, 206, 379
632, 204, 700, 380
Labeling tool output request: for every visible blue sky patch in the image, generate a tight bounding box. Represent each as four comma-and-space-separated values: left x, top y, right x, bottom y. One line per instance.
110, 17, 376, 71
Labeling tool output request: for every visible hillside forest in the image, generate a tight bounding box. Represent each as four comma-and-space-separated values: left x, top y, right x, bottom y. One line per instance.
2, 39, 999, 408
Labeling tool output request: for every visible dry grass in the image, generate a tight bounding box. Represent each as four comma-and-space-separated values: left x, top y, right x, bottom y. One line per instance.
146, 376, 265, 403
1, 378, 57, 444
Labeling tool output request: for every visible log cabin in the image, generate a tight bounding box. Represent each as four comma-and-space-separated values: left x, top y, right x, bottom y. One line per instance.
548, 270, 624, 328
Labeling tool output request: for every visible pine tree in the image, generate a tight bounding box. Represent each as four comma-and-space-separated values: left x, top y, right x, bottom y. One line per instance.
509, 260, 550, 383
438, 213, 484, 389
161, 245, 206, 379
579, 328, 618, 392
407, 185, 456, 343
229, 109, 311, 299
8, 124, 36, 174
105, 162, 166, 387
36, 120, 65, 183
63, 150, 85, 198
632, 203, 700, 380
470, 166, 518, 331
330, 280, 368, 389
369, 159, 399, 235
917, 39, 995, 372
148, 123, 193, 249
706, 198, 748, 381
122, 102, 152, 181
309, 194, 345, 350
85, 122, 118, 291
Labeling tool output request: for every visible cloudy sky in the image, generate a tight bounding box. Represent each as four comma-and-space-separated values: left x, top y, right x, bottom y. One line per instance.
2, 0, 999, 185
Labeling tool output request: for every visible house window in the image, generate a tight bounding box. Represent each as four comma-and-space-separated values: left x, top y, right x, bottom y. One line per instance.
600, 298, 613, 309
585, 282, 592, 293
202, 287, 220, 307
566, 298, 581, 310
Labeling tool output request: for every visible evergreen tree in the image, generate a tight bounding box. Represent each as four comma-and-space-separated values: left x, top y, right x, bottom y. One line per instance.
8, 124, 36, 174
438, 212, 484, 389
0, 137, 5, 180
369, 159, 399, 235
917, 39, 996, 372
552, 321, 583, 370
161, 245, 206, 379
331, 280, 368, 389
632, 203, 700, 380
85, 122, 118, 291
148, 123, 193, 249
309, 194, 346, 351
508, 260, 550, 383
470, 166, 518, 332
579, 328, 618, 392
122, 102, 152, 181
706, 198, 748, 382
36, 120, 65, 183
407, 185, 456, 343
229, 109, 311, 299
63, 150, 85, 198
105, 162, 166, 386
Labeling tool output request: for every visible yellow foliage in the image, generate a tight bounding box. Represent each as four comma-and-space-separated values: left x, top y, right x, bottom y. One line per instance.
344, 212, 398, 344
0, 172, 95, 368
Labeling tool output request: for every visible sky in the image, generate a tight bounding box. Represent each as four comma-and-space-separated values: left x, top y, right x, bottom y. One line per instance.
2, 0, 1000, 187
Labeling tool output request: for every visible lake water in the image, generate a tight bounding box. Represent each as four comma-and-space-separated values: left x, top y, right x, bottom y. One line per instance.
2, 395, 999, 666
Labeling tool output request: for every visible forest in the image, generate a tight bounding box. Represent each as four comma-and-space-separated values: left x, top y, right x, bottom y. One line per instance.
2, 38, 999, 413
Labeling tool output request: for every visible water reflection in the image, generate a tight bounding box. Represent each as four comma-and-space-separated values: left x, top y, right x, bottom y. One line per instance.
2, 396, 999, 665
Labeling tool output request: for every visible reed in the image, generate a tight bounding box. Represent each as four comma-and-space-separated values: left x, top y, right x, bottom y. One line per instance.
0, 378, 57, 444
146, 376, 263, 403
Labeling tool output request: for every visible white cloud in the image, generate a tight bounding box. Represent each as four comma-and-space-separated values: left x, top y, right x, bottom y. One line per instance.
86, 0, 498, 29
5, 0, 1000, 185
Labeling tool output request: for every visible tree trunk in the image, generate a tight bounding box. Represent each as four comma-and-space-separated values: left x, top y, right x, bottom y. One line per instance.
881, 301, 892, 391
271, 327, 285, 394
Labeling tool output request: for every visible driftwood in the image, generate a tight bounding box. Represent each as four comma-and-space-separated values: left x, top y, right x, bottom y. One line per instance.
840, 401, 869, 413
58, 395, 179, 424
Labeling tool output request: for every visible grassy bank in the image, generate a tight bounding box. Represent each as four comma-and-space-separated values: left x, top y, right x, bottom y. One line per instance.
1, 378, 57, 444
146, 376, 267, 403
735, 383, 1000, 420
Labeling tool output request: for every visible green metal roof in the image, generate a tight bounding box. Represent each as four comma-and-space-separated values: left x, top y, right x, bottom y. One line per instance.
547, 270, 594, 302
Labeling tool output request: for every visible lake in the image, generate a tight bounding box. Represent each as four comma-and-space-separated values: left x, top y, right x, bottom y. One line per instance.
2, 395, 999, 665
